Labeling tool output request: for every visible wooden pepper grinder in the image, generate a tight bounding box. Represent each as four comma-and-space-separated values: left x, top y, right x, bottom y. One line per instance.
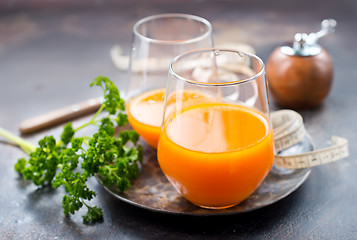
266, 19, 337, 109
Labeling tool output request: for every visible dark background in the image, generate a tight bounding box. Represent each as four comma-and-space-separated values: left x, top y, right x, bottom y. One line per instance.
0, 0, 356, 239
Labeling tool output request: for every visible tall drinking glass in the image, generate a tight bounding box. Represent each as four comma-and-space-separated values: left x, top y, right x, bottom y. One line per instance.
157, 48, 275, 209
125, 14, 213, 148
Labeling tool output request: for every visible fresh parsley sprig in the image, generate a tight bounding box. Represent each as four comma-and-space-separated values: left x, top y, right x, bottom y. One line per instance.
1, 76, 142, 223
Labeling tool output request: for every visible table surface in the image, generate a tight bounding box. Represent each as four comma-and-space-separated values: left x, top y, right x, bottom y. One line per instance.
1, 0, 357, 239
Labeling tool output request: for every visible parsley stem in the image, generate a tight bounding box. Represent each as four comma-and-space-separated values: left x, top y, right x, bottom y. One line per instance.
0, 127, 36, 155
74, 104, 106, 132
81, 198, 89, 208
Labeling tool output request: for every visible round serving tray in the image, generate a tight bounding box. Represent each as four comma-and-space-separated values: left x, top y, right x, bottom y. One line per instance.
97, 135, 313, 215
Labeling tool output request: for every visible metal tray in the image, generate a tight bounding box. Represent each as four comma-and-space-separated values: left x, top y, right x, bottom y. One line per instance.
97, 134, 313, 215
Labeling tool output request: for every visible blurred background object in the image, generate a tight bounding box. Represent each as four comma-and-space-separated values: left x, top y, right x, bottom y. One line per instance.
266, 19, 336, 109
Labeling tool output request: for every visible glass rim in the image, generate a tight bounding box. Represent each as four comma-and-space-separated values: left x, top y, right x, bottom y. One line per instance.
133, 13, 212, 45
169, 48, 265, 87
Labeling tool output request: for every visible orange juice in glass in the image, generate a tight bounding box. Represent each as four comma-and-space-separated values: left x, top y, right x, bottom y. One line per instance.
127, 88, 209, 148
157, 49, 275, 209
125, 14, 213, 148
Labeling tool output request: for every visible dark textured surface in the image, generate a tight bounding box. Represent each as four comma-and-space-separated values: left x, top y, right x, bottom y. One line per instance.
0, 0, 356, 239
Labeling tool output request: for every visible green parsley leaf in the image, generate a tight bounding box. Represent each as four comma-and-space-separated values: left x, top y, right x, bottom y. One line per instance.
61, 123, 75, 145
2, 76, 142, 223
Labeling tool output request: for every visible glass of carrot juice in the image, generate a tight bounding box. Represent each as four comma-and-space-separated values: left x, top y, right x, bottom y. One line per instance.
157, 48, 275, 209
125, 14, 213, 148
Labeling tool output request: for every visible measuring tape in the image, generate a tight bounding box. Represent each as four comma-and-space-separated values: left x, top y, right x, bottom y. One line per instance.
272, 110, 349, 169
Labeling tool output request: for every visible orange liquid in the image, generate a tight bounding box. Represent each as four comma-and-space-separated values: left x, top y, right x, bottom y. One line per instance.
157, 103, 275, 208
127, 88, 208, 148
127, 89, 165, 148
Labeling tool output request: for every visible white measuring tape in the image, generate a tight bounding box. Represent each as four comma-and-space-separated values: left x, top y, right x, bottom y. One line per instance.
272, 110, 349, 169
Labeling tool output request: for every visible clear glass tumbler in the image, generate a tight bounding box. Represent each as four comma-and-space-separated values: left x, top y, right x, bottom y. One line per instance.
157, 48, 275, 209
125, 14, 213, 148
